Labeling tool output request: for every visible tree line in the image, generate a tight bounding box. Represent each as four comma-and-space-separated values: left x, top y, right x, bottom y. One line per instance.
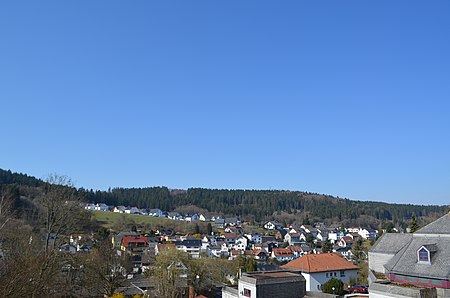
1, 168, 447, 227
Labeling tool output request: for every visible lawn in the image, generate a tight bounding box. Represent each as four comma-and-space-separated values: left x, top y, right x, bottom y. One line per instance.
90, 210, 208, 234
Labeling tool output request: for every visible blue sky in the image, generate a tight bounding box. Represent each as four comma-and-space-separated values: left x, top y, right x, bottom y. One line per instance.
1, 1, 449, 205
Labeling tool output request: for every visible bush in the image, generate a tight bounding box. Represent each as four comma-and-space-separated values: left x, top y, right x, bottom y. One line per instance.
322, 278, 344, 295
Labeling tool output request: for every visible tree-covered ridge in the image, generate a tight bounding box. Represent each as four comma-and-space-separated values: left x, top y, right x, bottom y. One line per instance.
0, 168, 44, 187
1, 168, 447, 227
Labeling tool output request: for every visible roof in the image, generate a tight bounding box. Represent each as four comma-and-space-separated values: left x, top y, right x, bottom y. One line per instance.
282, 253, 358, 273
416, 212, 450, 235
369, 233, 412, 254
242, 270, 305, 281
384, 236, 450, 279
272, 248, 294, 257
289, 245, 304, 253
174, 239, 201, 247
121, 236, 149, 247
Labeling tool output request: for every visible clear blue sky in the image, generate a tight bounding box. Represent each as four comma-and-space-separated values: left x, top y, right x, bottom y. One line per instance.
1, 1, 449, 205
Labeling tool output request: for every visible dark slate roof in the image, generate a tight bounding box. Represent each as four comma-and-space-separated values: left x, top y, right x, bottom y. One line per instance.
173, 239, 202, 247
384, 236, 450, 279
369, 233, 412, 254
415, 212, 450, 235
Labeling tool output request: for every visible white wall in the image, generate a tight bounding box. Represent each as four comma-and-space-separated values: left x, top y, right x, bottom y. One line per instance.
238, 280, 256, 298
304, 270, 358, 292
368, 252, 394, 274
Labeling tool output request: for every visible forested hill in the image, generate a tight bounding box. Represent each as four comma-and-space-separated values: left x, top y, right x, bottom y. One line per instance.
1, 168, 447, 227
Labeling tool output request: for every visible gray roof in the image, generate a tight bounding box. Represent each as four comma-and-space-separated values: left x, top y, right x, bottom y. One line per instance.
415, 212, 450, 235
384, 236, 450, 279
369, 233, 412, 254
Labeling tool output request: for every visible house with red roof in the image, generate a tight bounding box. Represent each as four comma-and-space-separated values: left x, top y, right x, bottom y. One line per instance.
282, 253, 358, 292
120, 235, 149, 254
271, 248, 295, 262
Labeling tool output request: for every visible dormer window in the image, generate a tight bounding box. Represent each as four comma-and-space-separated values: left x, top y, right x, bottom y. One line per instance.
417, 244, 437, 264
418, 247, 430, 263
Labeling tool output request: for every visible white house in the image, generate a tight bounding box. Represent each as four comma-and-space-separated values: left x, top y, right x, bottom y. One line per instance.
113, 206, 126, 213
84, 203, 96, 211
358, 228, 378, 240
234, 236, 249, 251
124, 207, 140, 214
263, 221, 281, 230
148, 209, 164, 217
95, 203, 109, 212
283, 253, 358, 292
184, 213, 199, 222
245, 233, 262, 244
328, 230, 345, 244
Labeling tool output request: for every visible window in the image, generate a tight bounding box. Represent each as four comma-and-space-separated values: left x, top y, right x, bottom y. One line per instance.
244, 288, 251, 297
340, 270, 345, 277
334, 272, 337, 277
418, 247, 430, 263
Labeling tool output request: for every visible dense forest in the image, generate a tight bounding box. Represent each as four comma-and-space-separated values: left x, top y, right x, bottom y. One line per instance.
1, 168, 447, 228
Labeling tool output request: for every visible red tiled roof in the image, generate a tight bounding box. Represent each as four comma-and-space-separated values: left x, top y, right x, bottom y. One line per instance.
282, 253, 358, 273
272, 248, 294, 257
289, 245, 304, 252
121, 236, 148, 247
223, 233, 237, 239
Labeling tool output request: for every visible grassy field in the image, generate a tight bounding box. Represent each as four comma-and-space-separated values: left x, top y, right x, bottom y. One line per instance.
90, 210, 209, 234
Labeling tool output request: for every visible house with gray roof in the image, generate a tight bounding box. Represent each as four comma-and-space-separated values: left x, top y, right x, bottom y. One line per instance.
369, 212, 450, 297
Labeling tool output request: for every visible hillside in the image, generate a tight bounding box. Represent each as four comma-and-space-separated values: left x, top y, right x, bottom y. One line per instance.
1, 168, 447, 229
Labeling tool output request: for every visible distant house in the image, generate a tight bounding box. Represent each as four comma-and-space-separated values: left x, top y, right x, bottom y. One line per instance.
263, 221, 282, 230
234, 236, 249, 251
173, 239, 202, 258
183, 213, 199, 222
225, 217, 241, 227
155, 243, 176, 255
199, 214, 211, 222
282, 253, 358, 292
95, 203, 109, 212
214, 218, 225, 228
251, 249, 268, 261
358, 228, 377, 240
148, 208, 164, 217
59, 243, 77, 254
112, 231, 139, 248
113, 206, 126, 213
223, 233, 238, 246
327, 230, 345, 244
271, 248, 295, 262
246, 233, 262, 244
289, 245, 306, 258
338, 236, 354, 248
284, 233, 302, 245
124, 207, 140, 214
84, 203, 96, 211
120, 236, 149, 254
167, 212, 182, 220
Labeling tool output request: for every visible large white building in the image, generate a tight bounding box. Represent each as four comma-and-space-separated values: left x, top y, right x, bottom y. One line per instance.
282, 253, 359, 292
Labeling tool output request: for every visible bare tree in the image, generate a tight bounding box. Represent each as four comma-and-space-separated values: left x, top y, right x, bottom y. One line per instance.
80, 236, 132, 296
0, 186, 14, 232
39, 174, 82, 254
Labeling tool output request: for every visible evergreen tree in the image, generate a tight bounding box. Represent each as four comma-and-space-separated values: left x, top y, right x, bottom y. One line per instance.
322, 240, 332, 253
410, 215, 419, 233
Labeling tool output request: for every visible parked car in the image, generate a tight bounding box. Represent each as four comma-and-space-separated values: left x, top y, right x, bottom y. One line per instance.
349, 285, 368, 293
